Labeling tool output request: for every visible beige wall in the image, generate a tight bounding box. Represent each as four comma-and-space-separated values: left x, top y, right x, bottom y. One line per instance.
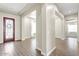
0, 12, 21, 43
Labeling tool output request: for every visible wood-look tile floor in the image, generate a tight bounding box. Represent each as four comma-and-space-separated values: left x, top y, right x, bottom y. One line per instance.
50, 37, 79, 56
0, 37, 79, 56
0, 39, 42, 56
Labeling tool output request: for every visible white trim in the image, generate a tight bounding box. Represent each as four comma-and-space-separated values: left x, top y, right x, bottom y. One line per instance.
60, 38, 65, 40
25, 37, 32, 39
36, 48, 41, 51
47, 47, 56, 56
22, 37, 32, 41
56, 38, 65, 40
36, 48, 46, 56
41, 51, 46, 56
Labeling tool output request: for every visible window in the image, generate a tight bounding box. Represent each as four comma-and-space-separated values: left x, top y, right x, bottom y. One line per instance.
67, 20, 77, 32
68, 24, 77, 32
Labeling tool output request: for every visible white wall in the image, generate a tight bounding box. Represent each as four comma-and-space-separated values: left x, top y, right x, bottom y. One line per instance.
22, 16, 31, 40
77, 13, 79, 40
41, 4, 47, 55
36, 4, 42, 51
55, 15, 62, 38
45, 4, 56, 55
0, 12, 21, 43
55, 12, 65, 39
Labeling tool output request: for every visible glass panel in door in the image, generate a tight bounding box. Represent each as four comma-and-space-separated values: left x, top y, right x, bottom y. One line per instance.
6, 19, 13, 40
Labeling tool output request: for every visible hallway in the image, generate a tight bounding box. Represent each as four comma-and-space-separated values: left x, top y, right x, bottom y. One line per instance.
0, 39, 42, 56
50, 38, 79, 56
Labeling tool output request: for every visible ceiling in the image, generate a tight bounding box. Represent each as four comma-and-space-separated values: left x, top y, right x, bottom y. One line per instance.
0, 3, 27, 15
27, 10, 36, 19
0, 3, 79, 16
55, 3, 79, 16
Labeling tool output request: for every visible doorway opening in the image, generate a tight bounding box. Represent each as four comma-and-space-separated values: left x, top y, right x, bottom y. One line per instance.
26, 10, 36, 49
66, 19, 77, 38
3, 17, 15, 43
31, 10, 36, 50
30, 11, 36, 39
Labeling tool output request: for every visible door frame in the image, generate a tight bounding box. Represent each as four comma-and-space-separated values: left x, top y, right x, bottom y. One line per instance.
3, 17, 15, 43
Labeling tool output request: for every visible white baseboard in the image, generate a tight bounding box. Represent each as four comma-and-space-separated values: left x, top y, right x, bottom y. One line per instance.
22, 37, 32, 41
60, 38, 65, 40
36, 48, 46, 56
36, 48, 41, 51
47, 47, 56, 56
15, 39, 21, 41
36, 47, 56, 56
41, 51, 46, 56
56, 37, 65, 40
25, 37, 32, 39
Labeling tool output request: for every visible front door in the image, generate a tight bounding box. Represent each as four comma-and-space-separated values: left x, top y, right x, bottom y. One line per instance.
3, 17, 15, 43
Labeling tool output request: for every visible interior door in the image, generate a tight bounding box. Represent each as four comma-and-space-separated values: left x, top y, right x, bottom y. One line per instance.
3, 17, 15, 43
